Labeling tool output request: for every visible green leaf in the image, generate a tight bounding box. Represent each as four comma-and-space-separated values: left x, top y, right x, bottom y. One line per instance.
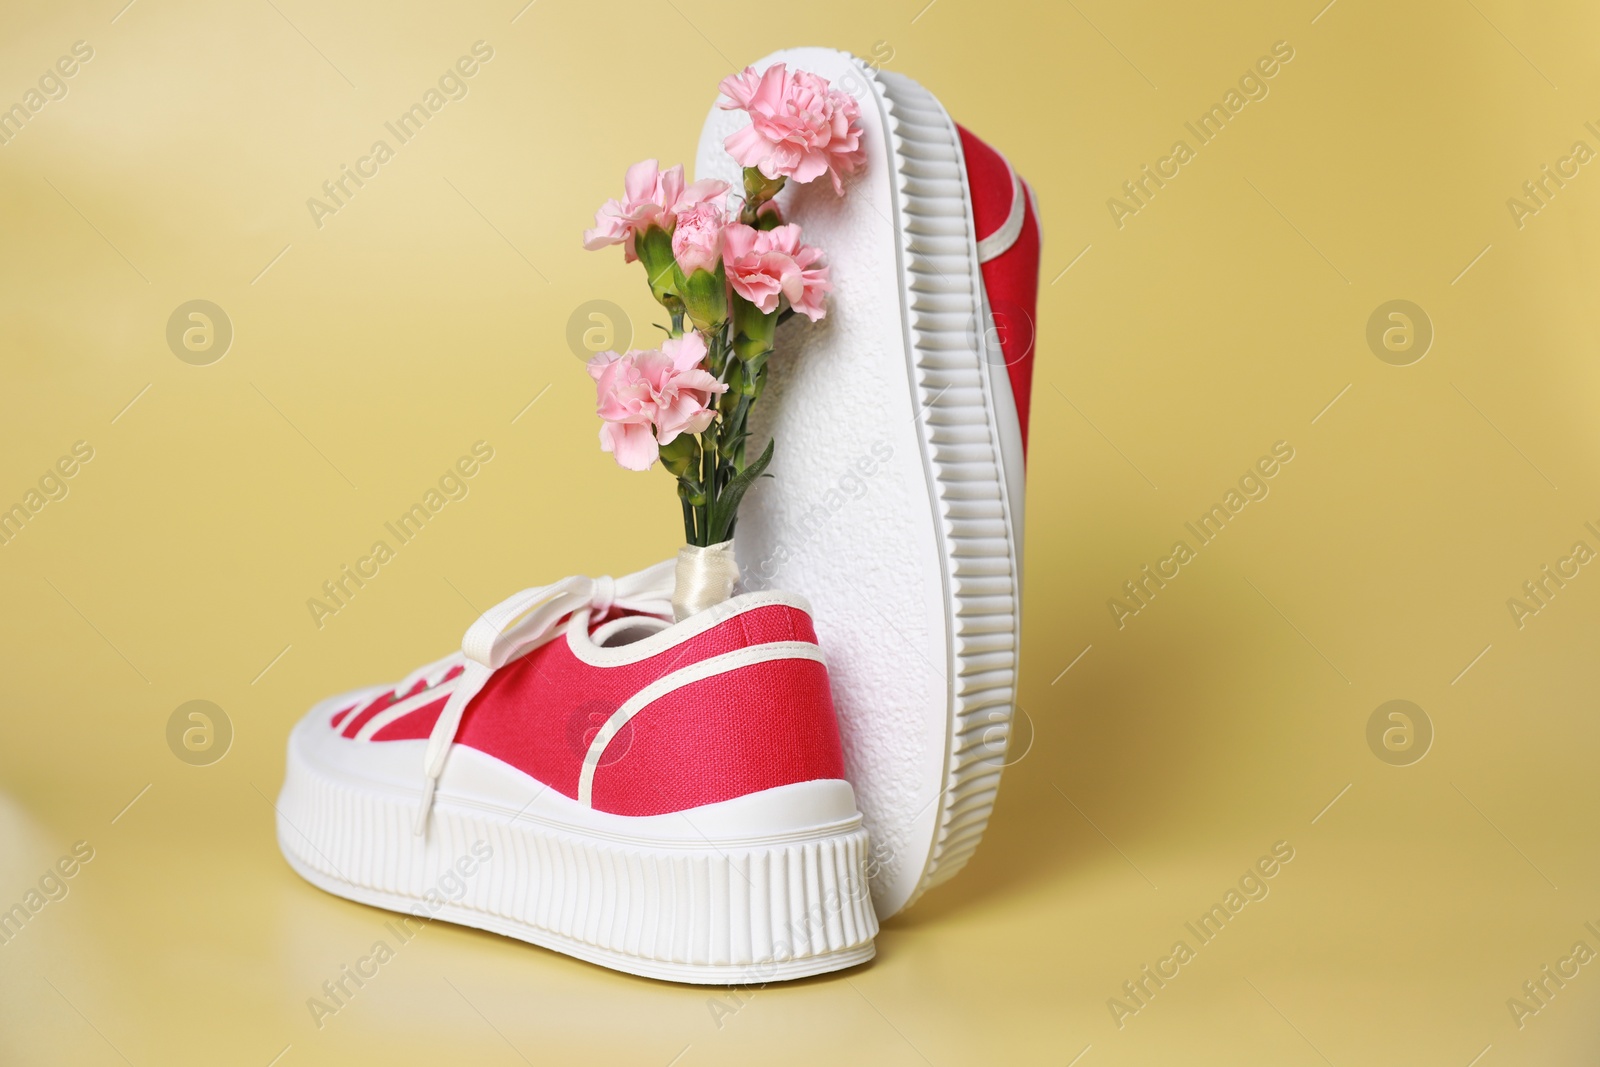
706, 437, 775, 544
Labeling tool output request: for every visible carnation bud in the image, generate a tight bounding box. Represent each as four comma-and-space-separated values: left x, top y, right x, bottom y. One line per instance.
635, 226, 684, 313
677, 262, 729, 333
741, 167, 786, 221
659, 433, 701, 480
732, 294, 777, 362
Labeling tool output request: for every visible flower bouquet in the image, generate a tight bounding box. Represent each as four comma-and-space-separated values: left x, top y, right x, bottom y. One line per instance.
582, 64, 864, 615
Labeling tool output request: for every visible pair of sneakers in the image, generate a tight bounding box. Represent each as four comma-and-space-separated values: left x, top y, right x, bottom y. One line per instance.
276, 47, 1041, 984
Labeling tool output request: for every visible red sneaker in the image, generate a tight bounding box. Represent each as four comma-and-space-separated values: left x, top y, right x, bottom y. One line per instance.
696, 49, 1039, 918
276, 560, 877, 984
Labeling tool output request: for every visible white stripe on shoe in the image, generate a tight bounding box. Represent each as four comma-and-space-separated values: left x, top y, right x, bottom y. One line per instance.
353, 678, 464, 741
975, 164, 1026, 263
577, 642, 827, 806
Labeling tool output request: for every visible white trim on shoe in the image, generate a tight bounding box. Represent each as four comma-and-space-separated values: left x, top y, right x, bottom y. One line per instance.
974, 163, 1026, 263
347, 591, 823, 749
352, 678, 463, 741
564, 590, 815, 667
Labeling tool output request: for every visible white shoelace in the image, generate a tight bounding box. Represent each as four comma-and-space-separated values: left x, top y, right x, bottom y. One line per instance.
411, 559, 677, 834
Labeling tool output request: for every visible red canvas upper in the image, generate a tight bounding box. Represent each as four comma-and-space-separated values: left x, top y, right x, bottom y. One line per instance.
324, 600, 847, 817
958, 124, 1040, 454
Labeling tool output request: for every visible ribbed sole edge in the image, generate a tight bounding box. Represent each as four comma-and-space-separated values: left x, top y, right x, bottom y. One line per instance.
277, 753, 879, 985
872, 67, 1023, 910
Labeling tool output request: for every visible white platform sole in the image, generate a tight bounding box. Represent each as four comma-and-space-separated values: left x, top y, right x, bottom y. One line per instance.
276, 698, 878, 984
697, 50, 1025, 918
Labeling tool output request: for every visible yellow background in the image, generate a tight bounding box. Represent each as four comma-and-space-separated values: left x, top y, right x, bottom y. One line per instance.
3, 0, 1598, 1063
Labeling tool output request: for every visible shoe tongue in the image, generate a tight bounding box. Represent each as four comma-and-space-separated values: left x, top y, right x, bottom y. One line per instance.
589, 614, 672, 648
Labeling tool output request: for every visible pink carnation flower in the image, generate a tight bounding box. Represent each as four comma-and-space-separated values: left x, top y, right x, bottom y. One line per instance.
671, 201, 727, 275
719, 64, 865, 195
722, 223, 832, 321
587, 332, 727, 471
583, 160, 729, 262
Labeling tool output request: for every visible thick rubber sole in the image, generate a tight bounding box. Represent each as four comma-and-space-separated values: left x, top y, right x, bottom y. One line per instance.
697, 50, 1024, 919
276, 708, 878, 985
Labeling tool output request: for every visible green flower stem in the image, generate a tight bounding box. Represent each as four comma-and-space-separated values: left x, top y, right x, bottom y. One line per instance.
697, 438, 710, 547
668, 319, 776, 546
